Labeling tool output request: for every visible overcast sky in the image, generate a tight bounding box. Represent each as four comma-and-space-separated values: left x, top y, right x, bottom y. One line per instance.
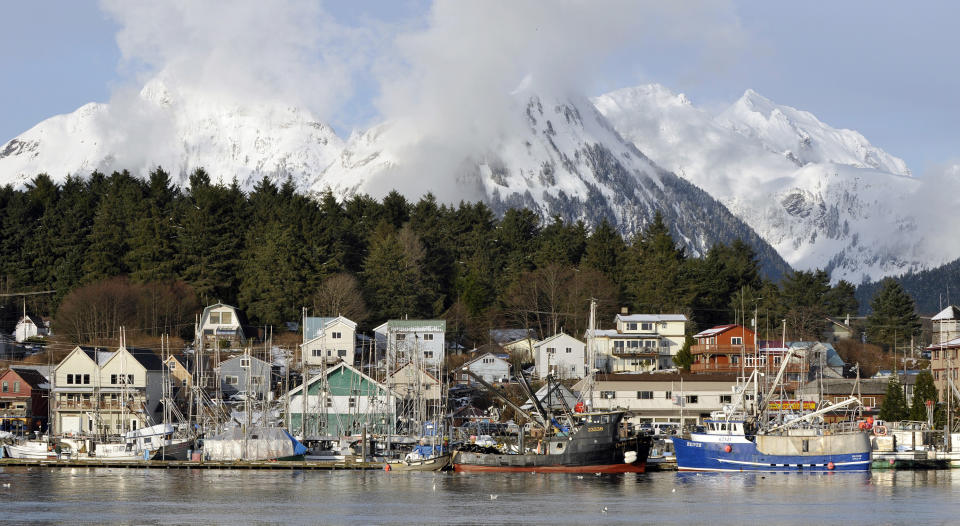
1, 1, 956, 172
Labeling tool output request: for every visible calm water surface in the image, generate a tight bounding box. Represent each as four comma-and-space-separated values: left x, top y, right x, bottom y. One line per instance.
2, 466, 960, 525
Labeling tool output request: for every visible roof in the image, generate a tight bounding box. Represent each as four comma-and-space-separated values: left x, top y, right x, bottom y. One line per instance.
125, 347, 165, 371
616, 314, 688, 323
798, 378, 890, 396
534, 332, 584, 348
464, 352, 511, 368
693, 324, 740, 339
489, 328, 535, 344
9, 367, 48, 389
16, 314, 43, 327
79, 346, 115, 366
303, 316, 357, 341
592, 330, 662, 339
522, 383, 579, 411
386, 319, 446, 332
933, 305, 960, 321
594, 372, 740, 383
931, 336, 960, 349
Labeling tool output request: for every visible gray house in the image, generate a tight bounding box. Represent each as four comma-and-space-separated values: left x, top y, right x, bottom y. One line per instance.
216, 354, 274, 401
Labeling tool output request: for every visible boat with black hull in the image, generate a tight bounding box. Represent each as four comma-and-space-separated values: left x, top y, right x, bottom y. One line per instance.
453, 410, 651, 473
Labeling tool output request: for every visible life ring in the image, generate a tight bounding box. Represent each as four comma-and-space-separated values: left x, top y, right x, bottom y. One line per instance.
873, 425, 887, 436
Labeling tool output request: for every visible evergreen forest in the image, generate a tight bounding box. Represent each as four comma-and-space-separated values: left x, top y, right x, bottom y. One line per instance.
0, 168, 863, 348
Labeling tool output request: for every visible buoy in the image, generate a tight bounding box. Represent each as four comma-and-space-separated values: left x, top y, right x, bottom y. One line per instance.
827, 462, 835, 470
724, 445, 732, 453
873, 425, 887, 436
384, 463, 391, 472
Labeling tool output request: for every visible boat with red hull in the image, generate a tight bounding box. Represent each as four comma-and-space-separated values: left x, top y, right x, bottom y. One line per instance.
453, 411, 651, 473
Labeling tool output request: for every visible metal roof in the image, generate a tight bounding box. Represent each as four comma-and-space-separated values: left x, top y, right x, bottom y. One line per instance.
616, 314, 688, 323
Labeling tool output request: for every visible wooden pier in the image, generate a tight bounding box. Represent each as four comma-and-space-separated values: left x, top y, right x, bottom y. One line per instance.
0, 457, 384, 470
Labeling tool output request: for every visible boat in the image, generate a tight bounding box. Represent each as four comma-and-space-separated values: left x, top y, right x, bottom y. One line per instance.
5, 439, 67, 459
202, 426, 307, 461
674, 348, 872, 472
386, 444, 452, 472
453, 411, 651, 473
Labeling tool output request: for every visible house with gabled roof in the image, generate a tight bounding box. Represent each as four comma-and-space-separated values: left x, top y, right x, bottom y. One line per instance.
286, 362, 396, 438
461, 352, 511, 384
302, 315, 357, 367
13, 313, 50, 343
592, 313, 687, 373
533, 332, 586, 380
53, 345, 164, 436
0, 367, 49, 434
930, 305, 960, 399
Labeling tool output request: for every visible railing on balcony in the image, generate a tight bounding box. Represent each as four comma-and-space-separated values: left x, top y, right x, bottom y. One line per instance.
611, 347, 659, 357
0, 407, 28, 416
690, 344, 757, 355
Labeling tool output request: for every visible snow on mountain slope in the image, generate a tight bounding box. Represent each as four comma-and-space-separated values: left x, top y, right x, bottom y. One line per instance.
319, 89, 791, 278
0, 78, 343, 189
594, 84, 945, 283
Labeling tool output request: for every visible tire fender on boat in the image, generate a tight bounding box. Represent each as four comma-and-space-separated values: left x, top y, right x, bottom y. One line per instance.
873, 426, 887, 436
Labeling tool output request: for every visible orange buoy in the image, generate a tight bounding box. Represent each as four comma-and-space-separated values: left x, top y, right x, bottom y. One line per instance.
384, 463, 391, 472
827, 462, 835, 470
724, 445, 732, 453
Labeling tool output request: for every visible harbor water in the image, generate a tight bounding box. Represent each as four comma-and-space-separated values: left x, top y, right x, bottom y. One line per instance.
3, 466, 960, 524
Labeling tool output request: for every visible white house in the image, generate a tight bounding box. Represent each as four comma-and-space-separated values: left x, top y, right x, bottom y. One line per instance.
388, 362, 442, 402
53, 345, 164, 436
197, 303, 247, 348
374, 319, 446, 371
592, 314, 687, 373
461, 352, 511, 384
533, 332, 586, 380
13, 314, 49, 343
302, 316, 357, 367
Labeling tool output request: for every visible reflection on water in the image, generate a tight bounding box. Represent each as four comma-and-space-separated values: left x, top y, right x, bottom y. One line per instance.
2, 467, 960, 525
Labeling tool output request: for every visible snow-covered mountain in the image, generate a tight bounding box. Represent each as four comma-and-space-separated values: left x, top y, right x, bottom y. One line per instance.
318, 90, 790, 277
594, 84, 945, 283
0, 79, 343, 189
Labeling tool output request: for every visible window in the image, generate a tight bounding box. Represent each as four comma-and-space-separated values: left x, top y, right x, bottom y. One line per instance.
84, 374, 91, 385
627, 323, 637, 331
720, 395, 732, 404
312, 349, 322, 357
332, 332, 342, 339
1, 381, 6, 393
67, 374, 74, 385
338, 349, 347, 357
601, 391, 616, 399
661, 322, 668, 329
665, 391, 672, 400
547, 347, 556, 354
168, 362, 176, 371
327, 350, 333, 357
641, 322, 653, 331
660, 340, 670, 347
225, 376, 238, 385
182, 379, 188, 387
685, 395, 699, 404
731, 356, 739, 364
210, 312, 221, 324
863, 397, 876, 407
13, 381, 20, 393
220, 312, 232, 324
636, 391, 654, 400
111, 374, 117, 385
424, 351, 434, 359
396, 334, 406, 341
731, 337, 743, 346
566, 347, 572, 353
250, 376, 263, 385
240, 358, 250, 368
423, 334, 434, 341
482, 358, 494, 364
326, 398, 333, 408
348, 397, 356, 408
644, 340, 656, 348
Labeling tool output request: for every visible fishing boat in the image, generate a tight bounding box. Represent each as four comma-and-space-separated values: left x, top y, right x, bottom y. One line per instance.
386, 444, 452, 472
453, 410, 651, 473
5, 439, 66, 459
674, 346, 872, 472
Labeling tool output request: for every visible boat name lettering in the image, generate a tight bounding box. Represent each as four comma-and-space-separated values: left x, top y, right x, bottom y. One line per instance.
686, 441, 702, 448
587, 426, 604, 432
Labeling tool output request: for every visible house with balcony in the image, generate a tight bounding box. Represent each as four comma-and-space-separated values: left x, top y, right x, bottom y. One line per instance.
374, 319, 446, 371
593, 314, 687, 373
929, 305, 960, 399
0, 367, 48, 434
302, 315, 357, 367
533, 332, 586, 379
53, 346, 164, 436
690, 324, 759, 374
197, 303, 249, 348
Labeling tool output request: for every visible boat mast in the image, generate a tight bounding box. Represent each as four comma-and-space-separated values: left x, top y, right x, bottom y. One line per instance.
587, 298, 597, 410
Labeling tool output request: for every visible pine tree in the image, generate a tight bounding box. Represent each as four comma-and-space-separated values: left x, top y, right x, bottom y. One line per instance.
910, 370, 938, 422
866, 278, 921, 350
879, 377, 909, 422
582, 218, 626, 279
673, 333, 695, 371
623, 211, 689, 313
823, 280, 859, 317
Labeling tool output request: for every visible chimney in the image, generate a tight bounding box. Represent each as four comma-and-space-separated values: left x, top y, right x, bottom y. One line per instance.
620, 307, 628, 315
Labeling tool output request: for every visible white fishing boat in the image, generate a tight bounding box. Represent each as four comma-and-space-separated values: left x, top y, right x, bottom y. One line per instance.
5, 440, 65, 459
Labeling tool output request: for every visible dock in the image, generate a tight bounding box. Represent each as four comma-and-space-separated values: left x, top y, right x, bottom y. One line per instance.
0, 457, 385, 470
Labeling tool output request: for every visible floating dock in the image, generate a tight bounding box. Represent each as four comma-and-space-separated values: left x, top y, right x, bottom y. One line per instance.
0, 457, 383, 470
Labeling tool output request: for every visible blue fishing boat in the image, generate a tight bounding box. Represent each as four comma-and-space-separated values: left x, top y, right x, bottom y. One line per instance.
674, 417, 871, 472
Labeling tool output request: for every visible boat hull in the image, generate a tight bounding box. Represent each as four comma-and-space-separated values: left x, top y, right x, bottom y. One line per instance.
674, 435, 871, 472
387, 454, 452, 472
453, 460, 645, 473
453, 435, 651, 474
151, 439, 195, 461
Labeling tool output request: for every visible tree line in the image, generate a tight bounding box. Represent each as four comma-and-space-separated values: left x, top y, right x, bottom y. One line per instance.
2, 168, 869, 348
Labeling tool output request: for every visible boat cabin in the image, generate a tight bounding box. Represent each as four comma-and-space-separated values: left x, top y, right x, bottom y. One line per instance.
703, 419, 746, 436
